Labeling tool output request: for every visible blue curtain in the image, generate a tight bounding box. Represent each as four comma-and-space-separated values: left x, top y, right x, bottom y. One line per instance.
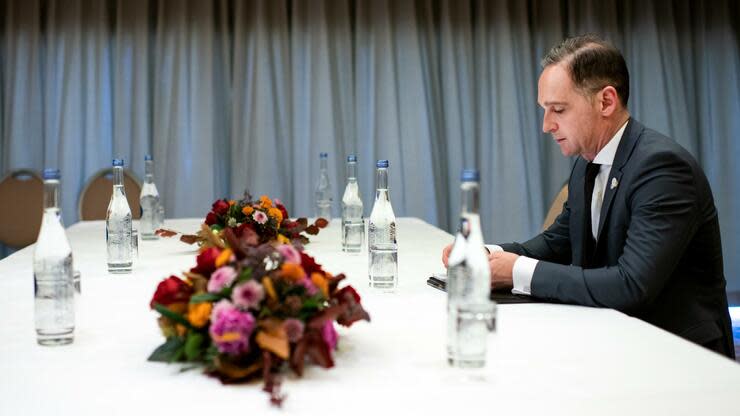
1, 0, 739, 292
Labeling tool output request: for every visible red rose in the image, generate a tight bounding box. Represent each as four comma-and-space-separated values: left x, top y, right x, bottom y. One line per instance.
150, 275, 193, 309
234, 222, 254, 237
191, 247, 221, 275
276, 202, 289, 221
335, 285, 361, 303
300, 252, 324, 275
211, 199, 230, 216
281, 220, 297, 230
205, 212, 218, 225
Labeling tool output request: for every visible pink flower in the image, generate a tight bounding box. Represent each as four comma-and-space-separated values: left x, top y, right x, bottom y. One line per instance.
276, 244, 301, 264
207, 266, 237, 293
299, 277, 318, 296
211, 299, 233, 320
283, 318, 305, 343
232, 280, 265, 310
252, 210, 268, 224
321, 321, 338, 351
209, 301, 256, 356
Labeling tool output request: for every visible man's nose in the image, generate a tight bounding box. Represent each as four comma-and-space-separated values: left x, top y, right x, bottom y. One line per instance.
542, 115, 556, 133
542, 110, 558, 133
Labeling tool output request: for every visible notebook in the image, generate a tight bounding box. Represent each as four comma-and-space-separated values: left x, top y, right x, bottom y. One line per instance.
427, 273, 546, 304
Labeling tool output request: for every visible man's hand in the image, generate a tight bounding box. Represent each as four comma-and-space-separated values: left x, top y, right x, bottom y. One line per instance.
441, 244, 453, 268
489, 251, 518, 290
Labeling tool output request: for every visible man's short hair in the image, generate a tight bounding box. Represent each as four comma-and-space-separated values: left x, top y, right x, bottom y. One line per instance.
541, 34, 630, 107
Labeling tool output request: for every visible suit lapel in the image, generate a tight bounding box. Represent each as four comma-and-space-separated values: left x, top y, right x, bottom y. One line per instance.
573, 160, 589, 266
596, 119, 643, 242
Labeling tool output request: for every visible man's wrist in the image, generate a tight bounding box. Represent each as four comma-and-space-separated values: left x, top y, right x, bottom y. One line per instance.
512, 256, 537, 295
485, 244, 503, 254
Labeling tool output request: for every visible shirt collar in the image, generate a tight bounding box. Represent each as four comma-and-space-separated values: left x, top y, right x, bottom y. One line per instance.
592, 120, 629, 166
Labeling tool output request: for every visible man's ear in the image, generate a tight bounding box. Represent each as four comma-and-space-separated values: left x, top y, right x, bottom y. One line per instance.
599, 86, 620, 116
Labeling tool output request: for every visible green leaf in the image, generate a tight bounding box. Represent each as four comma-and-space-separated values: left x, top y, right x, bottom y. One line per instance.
171, 347, 185, 363
178, 364, 203, 373
236, 267, 253, 284
204, 345, 219, 362
298, 295, 327, 320
219, 286, 233, 298
184, 332, 206, 361
189, 293, 222, 304
153, 303, 193, 329
258, 307, 273, 319
148, 337, 185, 362
301, 295, 324, 310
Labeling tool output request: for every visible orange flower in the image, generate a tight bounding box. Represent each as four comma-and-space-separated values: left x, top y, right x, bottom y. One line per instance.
213, 332, 242, 343
215, 248, 233, 268
176, 324, 188, 337
242, 206, 254, 216
228, 200, 236, 206
280, 263, 306, 282
268, 207, 283, 224
259, 195, 273, 209
187, 302, 212, 328
311, 272, 329, 297
262, 277, 277, 301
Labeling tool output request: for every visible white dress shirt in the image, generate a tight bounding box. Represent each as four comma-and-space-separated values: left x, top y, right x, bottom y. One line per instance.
491, 121, 629, 295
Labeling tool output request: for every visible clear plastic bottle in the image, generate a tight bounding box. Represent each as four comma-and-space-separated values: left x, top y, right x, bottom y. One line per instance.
139, 154, 161, 240
315, 152, 333, 220
368, 159, 397, 291
446, 169, 493, 367
341, 154, 364, 253
33, 168, 75, 346
106, 159, 133, 273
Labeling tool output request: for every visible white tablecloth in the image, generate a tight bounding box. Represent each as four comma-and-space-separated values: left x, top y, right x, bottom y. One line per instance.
1, 218, 738, 415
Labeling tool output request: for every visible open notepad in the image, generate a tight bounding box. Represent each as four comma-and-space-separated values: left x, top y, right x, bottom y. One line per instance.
427, 273, 548, 304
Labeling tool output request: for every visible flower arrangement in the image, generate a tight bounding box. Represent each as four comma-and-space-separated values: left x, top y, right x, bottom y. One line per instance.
148, 236, 370, 405
157, 194, 328, 249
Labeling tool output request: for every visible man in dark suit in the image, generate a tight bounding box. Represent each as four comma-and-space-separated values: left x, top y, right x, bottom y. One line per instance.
443, 35, 735, 358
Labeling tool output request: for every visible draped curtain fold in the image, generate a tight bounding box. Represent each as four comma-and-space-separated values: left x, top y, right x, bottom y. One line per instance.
1, 0, 739, 292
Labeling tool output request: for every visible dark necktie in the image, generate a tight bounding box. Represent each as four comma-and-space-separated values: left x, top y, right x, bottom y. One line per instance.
583, 162, 601, 268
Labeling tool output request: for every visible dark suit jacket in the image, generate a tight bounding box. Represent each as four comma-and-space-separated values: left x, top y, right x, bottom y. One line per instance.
501, 119, 735, 359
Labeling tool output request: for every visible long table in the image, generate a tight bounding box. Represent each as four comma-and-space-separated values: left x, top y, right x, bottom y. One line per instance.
1, 218, 739, 415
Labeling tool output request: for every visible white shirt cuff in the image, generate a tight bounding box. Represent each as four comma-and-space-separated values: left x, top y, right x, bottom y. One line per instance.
512, 256, 538, 295
485, 244, 504, 253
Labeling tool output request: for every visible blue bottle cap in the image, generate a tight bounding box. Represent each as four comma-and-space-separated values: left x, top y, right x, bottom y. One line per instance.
42, 168, 61, 180
319, 152, 328, 159
376, 159, 389, 168
145, 154, 153, 161
461, 169, 480, 182
112, 159, 124, 167
347, 154, 357, 162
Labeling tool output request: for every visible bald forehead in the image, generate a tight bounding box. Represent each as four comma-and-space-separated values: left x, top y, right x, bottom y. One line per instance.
538, 64, 575, 106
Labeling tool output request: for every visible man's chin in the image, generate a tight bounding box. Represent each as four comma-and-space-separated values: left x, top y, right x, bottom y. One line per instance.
558, 145, 573, 157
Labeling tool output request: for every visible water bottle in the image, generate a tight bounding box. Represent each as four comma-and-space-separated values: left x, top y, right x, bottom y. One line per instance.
446, 215, 469, 365
341, 154, 364, 253
156, 201, 165, 229
446, 169, 493, 367
33, 169, 75, 346
139, 154, 161, 240
315, 152, 333, 220
106, 159, 133, 273
368, 159, 398, 291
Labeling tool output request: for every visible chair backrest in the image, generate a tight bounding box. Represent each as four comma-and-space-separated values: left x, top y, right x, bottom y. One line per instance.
0, 169, 44, 248
78, 169, 142, 220
542, 183, 568, 231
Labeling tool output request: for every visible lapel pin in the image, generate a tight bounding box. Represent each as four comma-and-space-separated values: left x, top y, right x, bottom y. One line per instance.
610, 177, 619, 190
